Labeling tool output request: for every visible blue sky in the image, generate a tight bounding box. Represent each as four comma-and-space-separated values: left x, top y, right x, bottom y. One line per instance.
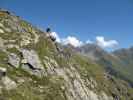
0, 0, 133, 51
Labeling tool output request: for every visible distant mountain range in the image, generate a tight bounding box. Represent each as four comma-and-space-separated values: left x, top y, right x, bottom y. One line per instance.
72, 43, 133, 87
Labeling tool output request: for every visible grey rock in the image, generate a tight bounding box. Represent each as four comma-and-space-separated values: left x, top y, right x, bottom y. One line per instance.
8, 53, 20, 68
22, 64, 45, 77
1, 76, 17, 90
21, 49, 46, 77
21, 49, 44, 70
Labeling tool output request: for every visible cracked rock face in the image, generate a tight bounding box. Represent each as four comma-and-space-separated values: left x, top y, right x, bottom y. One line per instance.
21, 64, 46, 77
21, 49, 44, 70
21, 49, 46, 77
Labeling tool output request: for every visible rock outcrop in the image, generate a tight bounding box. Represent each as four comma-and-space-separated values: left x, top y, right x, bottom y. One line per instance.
20, 49, 46, 77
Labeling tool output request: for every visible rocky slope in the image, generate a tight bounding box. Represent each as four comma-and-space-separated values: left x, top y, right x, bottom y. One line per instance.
0, 9, 133, 100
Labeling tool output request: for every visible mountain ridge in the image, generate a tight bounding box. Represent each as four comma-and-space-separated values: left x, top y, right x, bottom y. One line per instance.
74, 43, 133, 87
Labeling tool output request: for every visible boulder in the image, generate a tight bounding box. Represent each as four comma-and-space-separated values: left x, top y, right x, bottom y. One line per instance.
8, 53, 20, 68
22, 64, 45, 77
20, 49, 46, 77
21, 49, 44, 69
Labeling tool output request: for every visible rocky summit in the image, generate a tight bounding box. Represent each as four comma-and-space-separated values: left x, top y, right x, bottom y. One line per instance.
0, 9, 133, 100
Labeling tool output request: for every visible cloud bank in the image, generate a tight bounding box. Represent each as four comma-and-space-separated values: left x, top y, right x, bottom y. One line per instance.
50, 32, 83, 47
50, 32, 118, 49
62, 36, 83, 47
96, 36, 118, 48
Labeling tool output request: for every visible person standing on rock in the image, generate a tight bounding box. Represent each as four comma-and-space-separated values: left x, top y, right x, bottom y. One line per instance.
46, 27, 56, 42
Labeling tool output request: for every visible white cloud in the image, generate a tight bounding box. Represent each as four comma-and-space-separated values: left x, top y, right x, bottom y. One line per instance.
86, 39, 93, 44
62, 36, 83, 47
50, 32, 61, 43
50, 32, 83, 47
49, 32, 119, 49
96, 36, 118, 48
